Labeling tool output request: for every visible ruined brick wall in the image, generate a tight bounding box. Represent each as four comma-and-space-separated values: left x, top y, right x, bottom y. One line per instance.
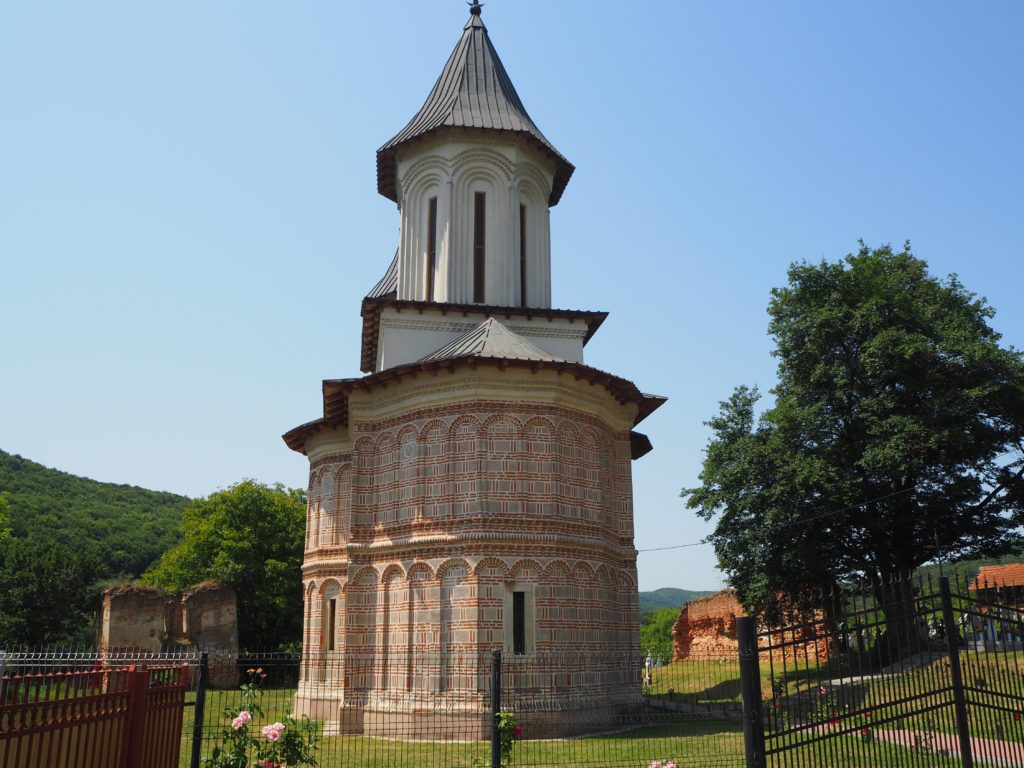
181, 581, 239, 653
672, 591, 742, 661
672, 589, 831, 663
102, 581, 239, 683
101, 585, 171, 653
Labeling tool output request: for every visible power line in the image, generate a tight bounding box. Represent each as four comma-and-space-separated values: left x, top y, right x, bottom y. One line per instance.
636, 486, 917, 553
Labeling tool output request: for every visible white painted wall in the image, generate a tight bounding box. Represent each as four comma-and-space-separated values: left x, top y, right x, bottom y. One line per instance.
376, 306, 588, 371
394, 129, 555, 308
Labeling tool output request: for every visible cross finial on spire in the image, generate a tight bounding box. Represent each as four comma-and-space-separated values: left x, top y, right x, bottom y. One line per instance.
468, 0, 483, 16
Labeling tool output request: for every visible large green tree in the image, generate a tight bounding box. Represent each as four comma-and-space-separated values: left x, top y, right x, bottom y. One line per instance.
144, 480, 306, 649
684, 243, 1024, 627
640, 606, 679, 658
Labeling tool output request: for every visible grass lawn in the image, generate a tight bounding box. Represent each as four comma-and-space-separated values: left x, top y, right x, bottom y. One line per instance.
178, 682, 976, 767
645, 651, 1024, 757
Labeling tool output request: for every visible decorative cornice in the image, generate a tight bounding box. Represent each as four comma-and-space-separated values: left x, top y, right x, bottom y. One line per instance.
360, 298, 607, 374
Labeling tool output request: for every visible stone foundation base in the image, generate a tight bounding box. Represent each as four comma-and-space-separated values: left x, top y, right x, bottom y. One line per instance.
294, 692, 645, 740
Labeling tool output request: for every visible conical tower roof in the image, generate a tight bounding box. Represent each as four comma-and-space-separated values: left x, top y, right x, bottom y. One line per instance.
377, 3, 574, 206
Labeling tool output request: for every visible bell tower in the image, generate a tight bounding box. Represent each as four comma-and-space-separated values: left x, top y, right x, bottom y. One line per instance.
285, 2, 665, 738
378, 1, 570, 311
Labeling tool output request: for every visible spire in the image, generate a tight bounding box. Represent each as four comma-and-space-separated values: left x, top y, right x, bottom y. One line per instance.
377, 6, 574, 206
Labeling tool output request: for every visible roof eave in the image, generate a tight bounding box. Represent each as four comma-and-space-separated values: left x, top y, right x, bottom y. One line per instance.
376, 128, 573, 207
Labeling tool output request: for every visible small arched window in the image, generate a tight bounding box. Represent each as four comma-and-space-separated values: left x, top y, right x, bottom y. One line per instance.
520, 203, 527, 307
319, 474, 335, 545
473, 191, 486, 303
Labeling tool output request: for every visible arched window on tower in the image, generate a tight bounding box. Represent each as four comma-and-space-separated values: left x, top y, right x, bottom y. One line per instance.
519, 203, 527, 307
426, 196, 438, 301
473, 191, 486, 303
305, 480, 317, 550
319, 473, 335, 546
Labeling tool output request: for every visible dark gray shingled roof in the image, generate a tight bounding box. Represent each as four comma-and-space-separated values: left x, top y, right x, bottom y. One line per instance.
377, 4, 574, 207
418, 317, 561, 363
366, 249, 398, 299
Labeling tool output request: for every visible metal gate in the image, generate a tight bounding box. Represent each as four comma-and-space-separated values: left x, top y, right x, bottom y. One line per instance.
0, 661, 189, 768
738, 575, 1024, 767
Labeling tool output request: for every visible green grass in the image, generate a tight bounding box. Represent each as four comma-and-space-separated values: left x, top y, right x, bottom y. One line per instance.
645, 651, 1024, 761
178, 680, 985, 767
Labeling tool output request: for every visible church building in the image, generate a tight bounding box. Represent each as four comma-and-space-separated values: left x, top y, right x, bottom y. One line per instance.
284, 2, 664, 735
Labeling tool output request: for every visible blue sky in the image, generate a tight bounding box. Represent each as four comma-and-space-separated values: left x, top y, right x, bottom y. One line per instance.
2, 2, 1022, 591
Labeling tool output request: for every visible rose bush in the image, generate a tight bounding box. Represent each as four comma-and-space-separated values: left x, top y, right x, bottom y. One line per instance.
201, 668, 319, 768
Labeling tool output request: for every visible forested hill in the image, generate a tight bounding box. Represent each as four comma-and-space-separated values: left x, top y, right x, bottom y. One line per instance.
639, 588, 716, 615
0, 450, 189, 579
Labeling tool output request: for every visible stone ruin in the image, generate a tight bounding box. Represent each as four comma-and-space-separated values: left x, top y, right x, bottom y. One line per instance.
100, 581, 239, 687
672, 589, 831, 663
672, 590, 743, 661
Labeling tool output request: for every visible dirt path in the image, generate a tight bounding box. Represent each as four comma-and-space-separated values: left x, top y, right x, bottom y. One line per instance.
870, 726, 1024, 766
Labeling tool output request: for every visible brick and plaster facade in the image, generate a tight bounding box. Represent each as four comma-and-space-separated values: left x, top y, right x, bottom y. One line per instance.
284, 4, 663, 736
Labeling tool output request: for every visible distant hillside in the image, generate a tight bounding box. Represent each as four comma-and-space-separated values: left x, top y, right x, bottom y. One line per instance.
0, 450, 189, 579
639, 587, 716, 616
916, 554, 1024, 586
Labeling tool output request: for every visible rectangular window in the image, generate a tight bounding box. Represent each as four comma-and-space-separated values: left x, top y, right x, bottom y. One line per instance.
426, 196, 437, 301
473, 191, 486, 303
512, 591, 526, 655
327, 598, 337, 651
519, 204, 527, 307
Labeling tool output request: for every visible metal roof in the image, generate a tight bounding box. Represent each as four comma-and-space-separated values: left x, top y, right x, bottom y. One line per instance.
376, 5, 574, 207
282, 355, 666, 454
418, 317, 561, 363
974, 563, 1024, 589
366, 249, 398, 299
358, 298, 607, 373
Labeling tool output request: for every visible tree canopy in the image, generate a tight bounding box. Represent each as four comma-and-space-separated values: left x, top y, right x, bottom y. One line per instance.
684, 243, 1024, 616
143, 479, 306, 649
0, 536, 101, 646
640, 606, 679, 659
0, 490, 105, 646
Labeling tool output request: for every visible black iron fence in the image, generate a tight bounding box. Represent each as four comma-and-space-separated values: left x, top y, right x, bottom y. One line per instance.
737, 574, 1024, 767
9, 574, 1019, 768
188, 649, 745, 768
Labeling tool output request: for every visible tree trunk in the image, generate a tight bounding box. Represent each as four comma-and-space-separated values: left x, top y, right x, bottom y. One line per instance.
873, 577, 928, 664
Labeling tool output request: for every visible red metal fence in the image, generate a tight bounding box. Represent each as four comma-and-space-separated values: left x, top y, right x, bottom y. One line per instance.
0, 664, 187, 768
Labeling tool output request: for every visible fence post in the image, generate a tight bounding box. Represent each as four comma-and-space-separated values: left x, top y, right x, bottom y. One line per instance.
491, 650, 502, 768
190, 652, 209, 768
123, 665, 150, 768
737, 616, 766, 768
939, 577, 973, 768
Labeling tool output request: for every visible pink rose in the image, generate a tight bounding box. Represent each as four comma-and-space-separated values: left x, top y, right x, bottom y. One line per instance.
239, 710, 252, 725
261, 722, 285, 742
231, 716, 244, 730
649, 762, 662, 768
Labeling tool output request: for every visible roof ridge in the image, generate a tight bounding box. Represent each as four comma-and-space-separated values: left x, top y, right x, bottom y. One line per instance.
417, 316, 561, 363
